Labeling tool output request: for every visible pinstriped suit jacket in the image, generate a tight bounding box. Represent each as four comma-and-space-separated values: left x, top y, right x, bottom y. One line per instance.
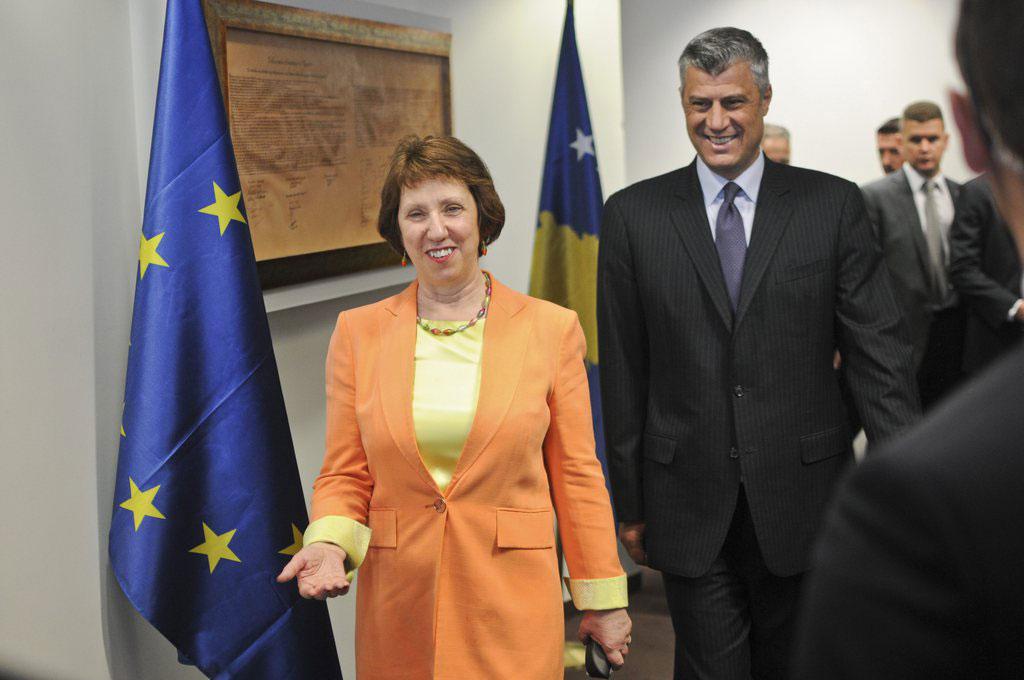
597, 158, 920, 578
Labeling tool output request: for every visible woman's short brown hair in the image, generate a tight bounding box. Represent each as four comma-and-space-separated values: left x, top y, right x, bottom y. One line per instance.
377, 135, 505, 256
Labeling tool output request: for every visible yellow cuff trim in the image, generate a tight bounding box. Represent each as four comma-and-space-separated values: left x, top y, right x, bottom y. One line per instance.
564, 574, 628, 610
304, 515, 371, 580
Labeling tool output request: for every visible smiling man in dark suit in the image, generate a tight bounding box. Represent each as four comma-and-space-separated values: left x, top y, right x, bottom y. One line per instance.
597, 26, 919, 680
861, 102, 964, 408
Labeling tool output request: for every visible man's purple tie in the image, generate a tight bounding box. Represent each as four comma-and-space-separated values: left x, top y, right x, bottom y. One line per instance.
715, 181, 747, 311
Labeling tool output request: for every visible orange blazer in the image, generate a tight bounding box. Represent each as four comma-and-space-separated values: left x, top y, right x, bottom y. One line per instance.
310, 276, 625, 679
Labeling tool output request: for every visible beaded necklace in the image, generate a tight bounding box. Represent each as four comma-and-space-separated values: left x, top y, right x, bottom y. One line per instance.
416, 272, 492, 336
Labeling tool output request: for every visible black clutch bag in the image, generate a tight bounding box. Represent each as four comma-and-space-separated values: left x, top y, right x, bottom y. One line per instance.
585, 639, 613, 678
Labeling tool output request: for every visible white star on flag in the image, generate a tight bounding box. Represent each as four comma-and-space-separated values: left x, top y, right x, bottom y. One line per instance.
569, 128, 595, 161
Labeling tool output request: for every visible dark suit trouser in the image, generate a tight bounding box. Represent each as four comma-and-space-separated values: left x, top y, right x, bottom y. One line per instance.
918, 304, 968, 409
661, 488, 803, 680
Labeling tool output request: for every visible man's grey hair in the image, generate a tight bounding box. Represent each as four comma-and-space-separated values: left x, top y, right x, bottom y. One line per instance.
763, 123, 790, 141
678, 27, 771, 98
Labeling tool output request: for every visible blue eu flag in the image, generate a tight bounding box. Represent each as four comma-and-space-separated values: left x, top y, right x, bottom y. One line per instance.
529, 2, 611, 496
108, 1, 343, 677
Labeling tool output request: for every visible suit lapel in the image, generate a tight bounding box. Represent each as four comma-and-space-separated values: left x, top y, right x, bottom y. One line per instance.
946, 178, 961, 204
378, 282, 441, 492
670, 163, 734, 329
446, 278, 530, 495
735, 161, 793, 325
893, 171, 932, 282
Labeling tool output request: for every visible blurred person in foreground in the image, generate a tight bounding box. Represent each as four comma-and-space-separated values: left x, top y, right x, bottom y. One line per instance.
598, 26, 917, 680
876, 116, 904, 175
278, 135, 630, 679
795, 1, 1024, 677
761, 123, 791, 164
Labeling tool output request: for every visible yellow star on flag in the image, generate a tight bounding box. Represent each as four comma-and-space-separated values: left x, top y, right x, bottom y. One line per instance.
138, 232, 169, 279
189, 522, 241, 573
119, 478, 166, 531
198, 181, 246, 235
278, 523, 304, 556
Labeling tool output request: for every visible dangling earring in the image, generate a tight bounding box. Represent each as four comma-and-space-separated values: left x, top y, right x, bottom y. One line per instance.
401, 252, 408, 267
480, 240, 489, 257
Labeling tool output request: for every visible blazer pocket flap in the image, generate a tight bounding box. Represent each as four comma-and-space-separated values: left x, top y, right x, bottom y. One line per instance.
800, 426, 850, 464
496, 508, 554, 549
776, 258, 829, 283
367, 508, 397, 548
643, 432, 677, 464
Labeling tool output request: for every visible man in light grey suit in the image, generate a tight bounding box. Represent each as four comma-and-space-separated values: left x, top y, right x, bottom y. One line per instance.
861, 101, 963, 408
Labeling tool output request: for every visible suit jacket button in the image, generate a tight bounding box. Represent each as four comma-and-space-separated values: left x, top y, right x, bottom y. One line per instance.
733, 385, 745, 397
433, 498, 446, 513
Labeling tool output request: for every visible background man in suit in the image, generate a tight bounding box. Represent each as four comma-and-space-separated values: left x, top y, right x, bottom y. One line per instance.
876, 117, 904, 175
598, 27, 918, 680
949, 173, 1023, 373
795, 2, 1024, 676
761, 123, 791, 164
862, 102, 964, 408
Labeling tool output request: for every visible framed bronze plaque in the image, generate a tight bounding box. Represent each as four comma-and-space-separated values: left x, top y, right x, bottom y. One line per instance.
202, 0, 451, 288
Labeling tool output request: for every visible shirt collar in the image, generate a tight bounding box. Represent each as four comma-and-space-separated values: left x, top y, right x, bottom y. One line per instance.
696, 152, 765, 207
903, 163, 946, 194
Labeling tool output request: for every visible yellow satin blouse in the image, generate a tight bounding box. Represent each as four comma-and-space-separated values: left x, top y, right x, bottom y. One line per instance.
411, 319, 485, 490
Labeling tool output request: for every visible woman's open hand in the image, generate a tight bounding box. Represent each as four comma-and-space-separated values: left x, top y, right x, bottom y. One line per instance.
276, 542, 350, 600
577, 608, 632, 669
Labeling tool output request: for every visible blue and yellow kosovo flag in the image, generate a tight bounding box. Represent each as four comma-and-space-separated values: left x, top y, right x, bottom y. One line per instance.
108, 1, 343, 677
529, 2, 610, 495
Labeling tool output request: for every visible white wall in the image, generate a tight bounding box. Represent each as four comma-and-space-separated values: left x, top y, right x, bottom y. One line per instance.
0, 2, 139, 679
0, 0, 624, 678
620, 0, 968, 187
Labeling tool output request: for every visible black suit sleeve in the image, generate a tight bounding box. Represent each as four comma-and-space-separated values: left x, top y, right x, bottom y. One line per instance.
860, 184, 883, 241
834, 183, 920, 442
794, 455, 970, 680
597, 194, 649, 523
949, 182, 1019, 330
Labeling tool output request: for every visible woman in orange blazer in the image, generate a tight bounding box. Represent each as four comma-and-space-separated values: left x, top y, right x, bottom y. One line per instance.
278, 136, 630, 679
